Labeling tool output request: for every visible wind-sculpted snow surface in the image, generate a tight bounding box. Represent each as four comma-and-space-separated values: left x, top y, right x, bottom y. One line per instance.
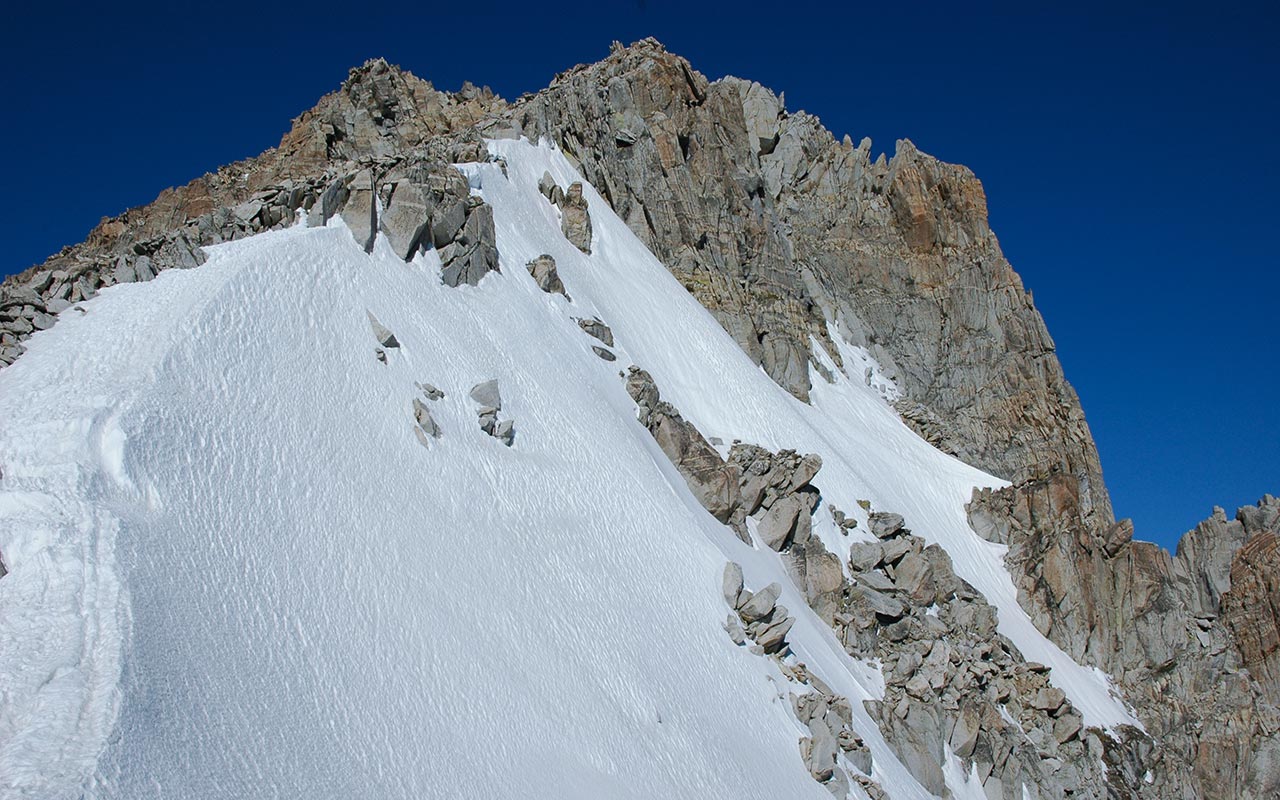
0, 140, 1135, 798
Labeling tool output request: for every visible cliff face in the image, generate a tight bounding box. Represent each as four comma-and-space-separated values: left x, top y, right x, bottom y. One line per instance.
2, 38, 1274, 798
511, 40, 1110, 523
969, 480, 1280, 798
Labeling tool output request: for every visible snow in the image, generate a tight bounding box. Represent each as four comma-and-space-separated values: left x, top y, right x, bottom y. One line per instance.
0, 138, 1135, 799
478, 138, 1140, 733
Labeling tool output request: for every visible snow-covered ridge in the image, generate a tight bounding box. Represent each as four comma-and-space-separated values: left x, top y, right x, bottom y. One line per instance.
0, 138, 1134, 799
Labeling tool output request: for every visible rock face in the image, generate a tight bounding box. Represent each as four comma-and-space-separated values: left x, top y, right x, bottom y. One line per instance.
969, 480, 1280, 798
510, 39, 1109, 523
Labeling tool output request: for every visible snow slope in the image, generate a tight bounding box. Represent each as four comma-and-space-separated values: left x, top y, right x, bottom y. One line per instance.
0, 139, 1135, 799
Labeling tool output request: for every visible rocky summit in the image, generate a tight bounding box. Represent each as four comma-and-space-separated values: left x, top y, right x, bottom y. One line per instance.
0, 38, 1275, 800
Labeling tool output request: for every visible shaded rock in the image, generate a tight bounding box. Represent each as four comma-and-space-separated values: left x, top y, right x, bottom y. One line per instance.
591, 346, 616, 361
756, 615, 794, 654
440, 200, 500, 287
1, 287, 42, 309
340, 170, 378, 253
853, 585, 906, 620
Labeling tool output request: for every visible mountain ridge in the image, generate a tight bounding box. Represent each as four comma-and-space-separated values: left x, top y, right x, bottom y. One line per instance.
0, 41, 1109, 523
1, 38, 1277, 799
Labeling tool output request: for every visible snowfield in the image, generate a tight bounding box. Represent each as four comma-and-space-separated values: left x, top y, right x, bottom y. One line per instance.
0, 139, 1136, 799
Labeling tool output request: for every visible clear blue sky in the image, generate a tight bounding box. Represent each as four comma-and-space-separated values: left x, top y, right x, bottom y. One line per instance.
3, 1, 1275, 549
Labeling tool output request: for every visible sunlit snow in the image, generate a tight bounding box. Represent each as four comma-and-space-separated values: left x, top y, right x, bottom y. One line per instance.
0, 138, 1137, 799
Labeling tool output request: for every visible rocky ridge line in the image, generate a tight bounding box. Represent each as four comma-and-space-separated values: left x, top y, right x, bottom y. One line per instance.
968, 477, 1280, 798
3, 41, 1108, 533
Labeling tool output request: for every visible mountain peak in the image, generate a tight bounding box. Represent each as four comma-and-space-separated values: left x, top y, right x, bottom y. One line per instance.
2, 42, 1277, 800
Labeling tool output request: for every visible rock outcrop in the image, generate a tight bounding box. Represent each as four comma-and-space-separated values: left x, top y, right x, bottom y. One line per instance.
0, 58, 508, 367
969, 480, 1280, 798
625, 366, 744, 533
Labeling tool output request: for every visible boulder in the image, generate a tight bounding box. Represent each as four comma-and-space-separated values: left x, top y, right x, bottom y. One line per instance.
577, 317, 614, 346
849, 542, 883, 572
412, 398, 441, 440
879, 537, 913, 565
756, 615, 794, 654
537, 170, 558, 200
559, 182, 593, 254
722, 562, 744, 606
787, 453, 823, 492
380, 181, 433, 260
807, 718, 839, 781
417, 382, 445, 401
1031, 687, 1066, 712
739, 582, 780, 622
723, 613, 746, 645
340, 170, 378, 253
469, 380, 502, 410
869, 512, 906, 539
526, 254, 567, 296
894, 552, 936, 606
759, 494, 804, 550
854, 569, 895, 593
366, 311, 400, 349
853, 585, 906, 620
646, 408, 741, 526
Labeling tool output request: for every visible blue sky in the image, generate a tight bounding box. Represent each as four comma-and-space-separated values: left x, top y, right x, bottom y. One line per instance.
3, 1, 1275, 548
